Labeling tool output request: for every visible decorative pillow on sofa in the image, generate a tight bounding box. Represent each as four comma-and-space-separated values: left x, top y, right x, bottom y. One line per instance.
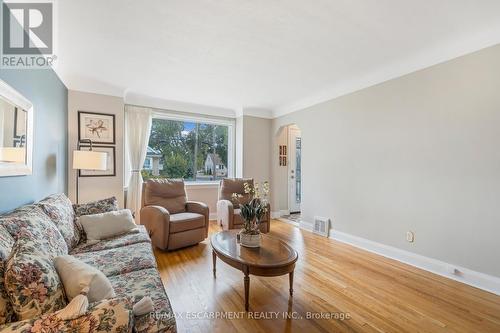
4, 245, 67, 320
78, 209, 137, 242
0, 205, 68, 257
73, 197, 119, 241
0, 225, 16, 324
73, 197, 119, 217
37, 193, 80, 249
54, 255, 115, 303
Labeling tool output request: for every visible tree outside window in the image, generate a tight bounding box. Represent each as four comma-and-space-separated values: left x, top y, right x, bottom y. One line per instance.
142, 118, 229, 182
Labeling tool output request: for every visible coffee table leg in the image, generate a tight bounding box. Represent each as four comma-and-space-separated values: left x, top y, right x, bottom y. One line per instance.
212, 250, 216, 278
244, 266, 250, 311
289, 270, 294, 296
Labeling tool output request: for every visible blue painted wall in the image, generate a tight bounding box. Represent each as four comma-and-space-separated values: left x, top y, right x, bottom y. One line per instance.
0, 68, 68, 213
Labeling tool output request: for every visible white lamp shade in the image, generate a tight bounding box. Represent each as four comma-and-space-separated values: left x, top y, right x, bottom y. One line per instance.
0, 147, 26, 163
73, 150, 107, 170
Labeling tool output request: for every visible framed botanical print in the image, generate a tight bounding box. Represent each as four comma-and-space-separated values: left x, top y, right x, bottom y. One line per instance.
78, 145, 116, 177
78, 111, 115, 144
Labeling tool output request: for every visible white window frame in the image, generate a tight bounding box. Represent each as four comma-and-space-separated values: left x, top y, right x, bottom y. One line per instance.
150, 109, 235, 185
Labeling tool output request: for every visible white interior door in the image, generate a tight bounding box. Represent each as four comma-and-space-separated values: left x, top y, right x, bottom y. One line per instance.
288, 127, 302, 213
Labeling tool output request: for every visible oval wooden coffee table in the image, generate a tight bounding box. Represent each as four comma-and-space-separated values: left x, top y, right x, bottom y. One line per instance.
211, 230, 298, 311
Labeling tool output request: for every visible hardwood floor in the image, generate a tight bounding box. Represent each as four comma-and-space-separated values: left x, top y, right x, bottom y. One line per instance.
154, 220, 500, 333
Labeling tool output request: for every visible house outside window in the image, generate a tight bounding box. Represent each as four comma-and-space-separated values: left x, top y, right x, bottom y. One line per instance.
141, 113, 234, 183
143, 147, 163, 176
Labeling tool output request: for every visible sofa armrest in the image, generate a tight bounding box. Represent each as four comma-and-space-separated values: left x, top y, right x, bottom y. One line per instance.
141, 205, 171, 250
186, 201, 209, 237
0, 297, 132, 333
217, 199, 235, 230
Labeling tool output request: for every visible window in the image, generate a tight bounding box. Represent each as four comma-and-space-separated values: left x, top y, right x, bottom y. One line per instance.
142, 114, 233, 183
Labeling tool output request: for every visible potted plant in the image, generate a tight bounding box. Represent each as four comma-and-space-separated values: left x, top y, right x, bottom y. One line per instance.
232, 181, 270, 247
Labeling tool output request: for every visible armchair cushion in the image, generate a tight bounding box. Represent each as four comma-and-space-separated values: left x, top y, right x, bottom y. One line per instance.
219, 178, 254, 204
143, 179, 187, 214
169, 213, 205, 233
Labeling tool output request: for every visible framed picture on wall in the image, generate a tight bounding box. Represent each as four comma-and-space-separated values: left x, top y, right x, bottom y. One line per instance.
78, 145, 116, 177
78, 111, 116, 144
279, 145, 287, 167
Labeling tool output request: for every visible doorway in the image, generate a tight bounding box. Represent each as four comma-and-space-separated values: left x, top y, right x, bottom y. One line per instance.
288, 125, 302, 214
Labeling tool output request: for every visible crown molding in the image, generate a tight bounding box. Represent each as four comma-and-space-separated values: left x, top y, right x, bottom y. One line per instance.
125, 92, 236, 118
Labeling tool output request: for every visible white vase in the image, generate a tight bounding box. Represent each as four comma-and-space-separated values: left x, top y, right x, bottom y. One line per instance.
239, 231, 261, 248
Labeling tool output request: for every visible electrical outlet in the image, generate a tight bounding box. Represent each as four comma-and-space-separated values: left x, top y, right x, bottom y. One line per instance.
406, 231, 415, 243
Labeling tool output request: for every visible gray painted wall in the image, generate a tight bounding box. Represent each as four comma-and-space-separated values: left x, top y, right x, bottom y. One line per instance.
0, 69, 68, 213
272, 44, 500, 278
241, 115, 272, 185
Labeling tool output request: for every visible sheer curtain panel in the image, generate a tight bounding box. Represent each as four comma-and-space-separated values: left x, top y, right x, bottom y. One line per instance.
125, 105, 152, 222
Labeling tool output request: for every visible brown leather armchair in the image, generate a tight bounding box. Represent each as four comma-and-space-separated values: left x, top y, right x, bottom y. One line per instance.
216, 178, 270, 233
140, 179, 209, 250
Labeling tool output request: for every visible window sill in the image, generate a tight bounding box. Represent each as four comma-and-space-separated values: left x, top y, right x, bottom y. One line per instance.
124, 181, 220, 193
185, 181, 220, 189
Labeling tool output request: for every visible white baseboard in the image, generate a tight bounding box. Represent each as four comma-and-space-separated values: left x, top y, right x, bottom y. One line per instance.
271, 210, 291, 219
278, 218, 299, 227
275, 219, 500, 295
299, 221, 313, 231
330, 230, 500, 296
271, 211, 281, 219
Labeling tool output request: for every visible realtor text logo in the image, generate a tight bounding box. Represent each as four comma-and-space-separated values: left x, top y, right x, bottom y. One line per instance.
2, 1, 56, 68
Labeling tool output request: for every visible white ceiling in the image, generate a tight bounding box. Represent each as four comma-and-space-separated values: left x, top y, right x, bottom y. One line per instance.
57, 0, 500, 118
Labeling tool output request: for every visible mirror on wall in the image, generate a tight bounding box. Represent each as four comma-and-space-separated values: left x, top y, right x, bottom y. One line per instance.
0, 80, 33, 177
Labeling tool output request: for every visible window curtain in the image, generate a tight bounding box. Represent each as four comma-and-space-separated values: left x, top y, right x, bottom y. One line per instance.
125, 105, 152, 223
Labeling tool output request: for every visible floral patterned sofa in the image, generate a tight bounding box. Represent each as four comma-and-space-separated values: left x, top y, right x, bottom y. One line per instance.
0, 194, 176, 333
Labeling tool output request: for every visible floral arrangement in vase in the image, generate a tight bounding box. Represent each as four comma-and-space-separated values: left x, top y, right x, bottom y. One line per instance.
232, 181, 270, 247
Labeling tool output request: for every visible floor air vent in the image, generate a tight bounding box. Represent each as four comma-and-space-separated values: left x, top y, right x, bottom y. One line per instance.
313, 216, 330, 237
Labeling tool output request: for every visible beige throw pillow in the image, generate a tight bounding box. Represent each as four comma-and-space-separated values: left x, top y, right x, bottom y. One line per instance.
78, 209, 137, 241
54, 255, 115, 303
